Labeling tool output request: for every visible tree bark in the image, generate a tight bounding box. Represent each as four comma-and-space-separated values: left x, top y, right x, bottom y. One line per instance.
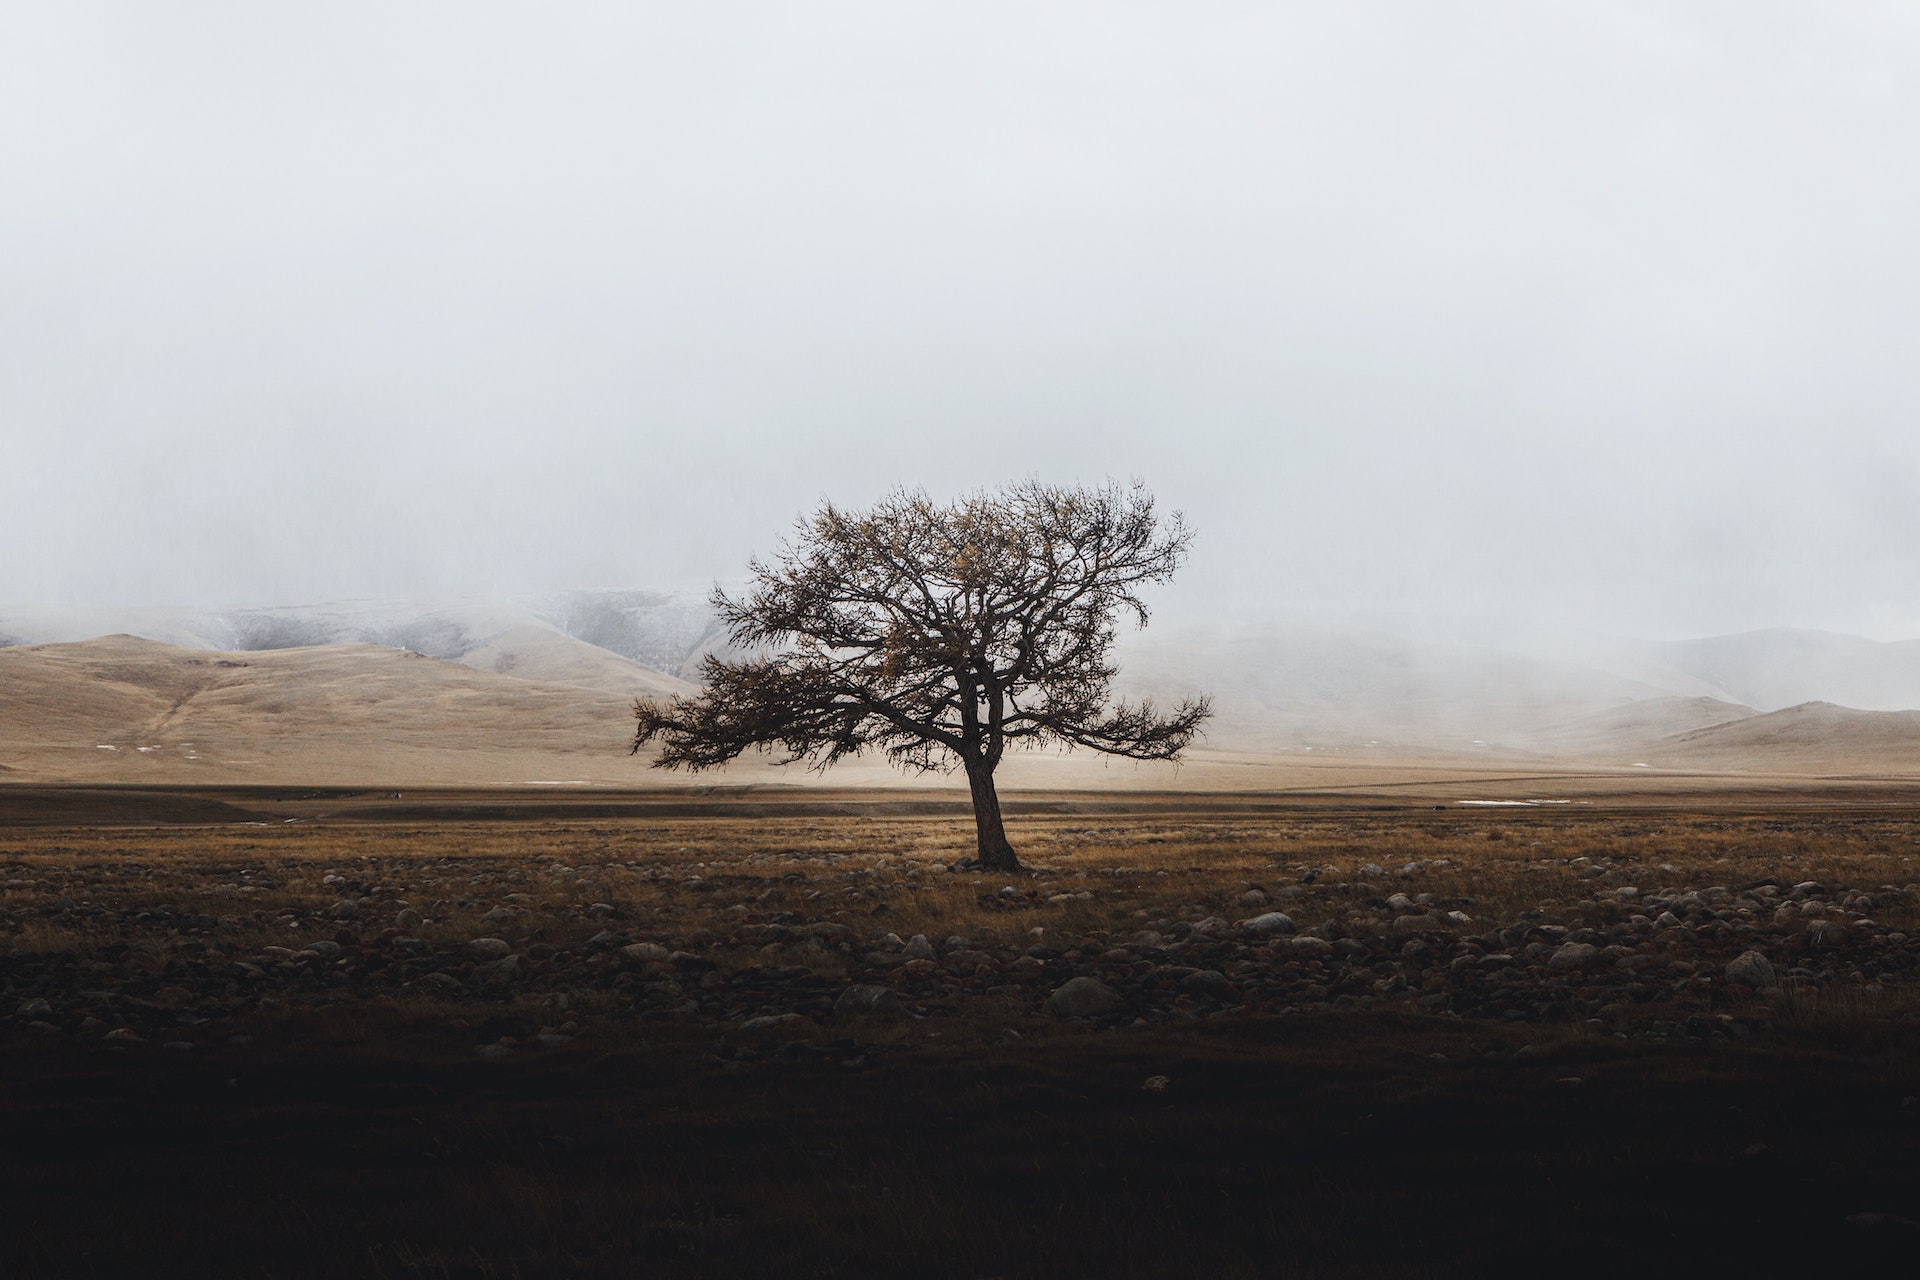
964, 757, 1021, 872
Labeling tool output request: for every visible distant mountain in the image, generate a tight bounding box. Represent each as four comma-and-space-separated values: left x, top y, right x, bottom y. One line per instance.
1522, 695, 1760, 761
1638, 629, 1920, 712
525, 590, 726, 681
6, 598, 1920, 770
0, 634, 662, 785
0, 596, 700, 700
1641, 701, 1920, 774
1112, 619, 1690, 754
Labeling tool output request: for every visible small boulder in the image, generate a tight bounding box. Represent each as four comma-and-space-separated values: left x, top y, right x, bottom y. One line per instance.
901, 934, 937, 960
1239, 911, 1296, 938
1391, 915, 1447, 936
1179, 969, 1234, 999
1725, 951, 1778, 988
469, 937, 511, 959
1548, 942, 1603, 972
739, 1014, 804, 1032
1046, 976, 1123, 1019
472, 954, 526, 985
834, 985, 908, 1020
620, 942, 672, 964
1808, 920, 1850, 948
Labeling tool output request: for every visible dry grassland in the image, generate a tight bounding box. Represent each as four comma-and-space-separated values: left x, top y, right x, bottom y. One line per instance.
6, 791, 1920, 1278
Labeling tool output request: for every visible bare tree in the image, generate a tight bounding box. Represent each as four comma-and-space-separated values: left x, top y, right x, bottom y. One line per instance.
631, 479, 1211, 872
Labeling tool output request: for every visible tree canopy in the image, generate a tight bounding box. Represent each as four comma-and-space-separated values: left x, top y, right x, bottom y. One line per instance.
631, 479, 1210, 871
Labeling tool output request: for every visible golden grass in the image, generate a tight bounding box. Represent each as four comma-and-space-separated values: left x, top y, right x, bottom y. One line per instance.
5, 803, 1918, 966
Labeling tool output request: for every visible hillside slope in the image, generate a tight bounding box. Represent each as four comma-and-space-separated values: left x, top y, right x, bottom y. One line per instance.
0, 598, 696, 700
1642, 702, 1920, 774
0, 636, 672, 786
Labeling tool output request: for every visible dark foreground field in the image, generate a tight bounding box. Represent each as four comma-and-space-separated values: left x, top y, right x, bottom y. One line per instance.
5, 786, 1920, 1277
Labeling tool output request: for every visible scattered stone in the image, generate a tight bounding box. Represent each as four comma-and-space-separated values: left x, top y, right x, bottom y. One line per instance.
1547, 943, 1603, 972
1238, 911, 1295, 937
834, 985, 908, 1020
1725, 951, 1778, 988
469, 937, 512, 958
1807, 920, 1851, 948
16, 998, 52, 1019
472, 954, 526, 985
739, 1014, 804, 1032
1046, 976, 1123, 1019
620, 942, 672, 963
902, 935, 937, 960
1179, 969, 1234, 998
1142, 1075, 1171, 1092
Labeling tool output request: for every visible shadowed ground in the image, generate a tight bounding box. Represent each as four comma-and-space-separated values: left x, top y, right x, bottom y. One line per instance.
3, 786, 1919, 1276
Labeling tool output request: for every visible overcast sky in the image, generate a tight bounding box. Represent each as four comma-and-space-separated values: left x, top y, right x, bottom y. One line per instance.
4, 3, 1918, 639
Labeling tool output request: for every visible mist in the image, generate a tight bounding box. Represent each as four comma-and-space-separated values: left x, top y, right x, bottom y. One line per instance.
4, 3, 1919, 640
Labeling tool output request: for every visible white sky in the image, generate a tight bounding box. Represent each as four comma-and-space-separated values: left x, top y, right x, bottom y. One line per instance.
4, 2, 1918, 638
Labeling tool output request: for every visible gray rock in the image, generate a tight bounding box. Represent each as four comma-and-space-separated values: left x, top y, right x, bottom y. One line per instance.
1288, 935, 1335, 956
481, 906, 515, 924
1808, 920, 1851, 948
1725, 951, 1778, 988
739, 1013, 804, 1032
1548, 942, 1603, 972
299, 940, 343, 958
834, 985, 908, 1019
1179, 969, 1234, 998
15, 998, 51, 1018
1239, 889, 1268, 907
469, 937, 511, 958
1046, 976, 1124, 1019
1239, 911, 1296, 937
472, 954, 526, 985
414, 972, 464, 993
620, 942, 672, 963
902, 934, 937, 960
328, 899, 358, 920
1391, 914, 1448, 936
393, 908, 422, 932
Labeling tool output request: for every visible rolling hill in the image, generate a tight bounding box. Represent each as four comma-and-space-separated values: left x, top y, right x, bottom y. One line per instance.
7, 598, 1920, 786
0, 635, 689, 786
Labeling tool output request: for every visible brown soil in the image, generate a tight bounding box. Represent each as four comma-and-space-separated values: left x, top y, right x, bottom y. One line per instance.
4, 787, 1920, 1277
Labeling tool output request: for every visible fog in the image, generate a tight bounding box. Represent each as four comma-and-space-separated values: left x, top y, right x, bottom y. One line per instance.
4, 3, 1918, 641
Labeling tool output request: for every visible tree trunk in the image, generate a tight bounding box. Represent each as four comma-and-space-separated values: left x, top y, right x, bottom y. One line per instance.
964, 757, 1021, 872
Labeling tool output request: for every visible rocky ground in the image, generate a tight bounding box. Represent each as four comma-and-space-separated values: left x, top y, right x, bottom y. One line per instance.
6, 807, 1920, 1056
7, 797, 1920, 1277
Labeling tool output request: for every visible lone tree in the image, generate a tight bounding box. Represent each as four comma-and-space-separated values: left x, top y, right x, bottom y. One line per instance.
631, 479, 1211, 872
